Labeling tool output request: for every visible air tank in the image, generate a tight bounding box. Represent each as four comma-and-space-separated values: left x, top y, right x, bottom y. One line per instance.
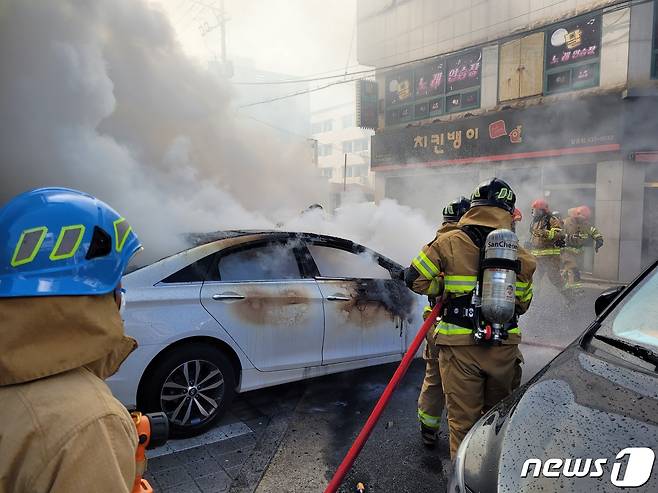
481, 229, 518, 327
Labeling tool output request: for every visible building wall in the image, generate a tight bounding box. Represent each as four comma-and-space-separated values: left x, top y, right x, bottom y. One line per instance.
373, 5, 632, 130
358, 0, 620, 68
358, 1, 658, 280
628, 0, 655, 86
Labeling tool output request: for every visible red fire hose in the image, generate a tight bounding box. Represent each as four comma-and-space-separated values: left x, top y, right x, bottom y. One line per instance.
323, 301, 443, 493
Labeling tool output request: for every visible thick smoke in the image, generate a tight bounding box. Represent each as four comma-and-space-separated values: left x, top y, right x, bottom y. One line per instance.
0, 0, 438, 266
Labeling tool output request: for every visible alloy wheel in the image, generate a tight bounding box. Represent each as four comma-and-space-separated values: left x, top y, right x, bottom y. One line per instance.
160, 359, 225, 427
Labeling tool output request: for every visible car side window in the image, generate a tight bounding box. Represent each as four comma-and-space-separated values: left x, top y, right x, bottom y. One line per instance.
307, 244, 391, 279
217, 243, 302, 282
161, 254, 215, 283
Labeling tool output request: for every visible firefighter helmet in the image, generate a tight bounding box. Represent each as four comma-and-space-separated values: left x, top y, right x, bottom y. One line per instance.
0, 187, 142, 298
577, 205, 592, 221
470, 178, 516, 213
443, 196, 471, 223
531, 198, 549, 212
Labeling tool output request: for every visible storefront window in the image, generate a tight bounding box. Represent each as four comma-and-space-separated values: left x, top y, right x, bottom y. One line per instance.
544, 15, 601, 94
499, 33, 545, 102
445, 49, 482, 113
384, 49, 481, 125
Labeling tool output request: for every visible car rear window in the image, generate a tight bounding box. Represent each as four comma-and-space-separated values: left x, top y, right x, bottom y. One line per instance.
308, 244, 391, 279
217, 243, 301, 281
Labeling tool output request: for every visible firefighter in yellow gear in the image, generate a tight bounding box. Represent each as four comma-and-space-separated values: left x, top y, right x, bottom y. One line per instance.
411, 196, 471, 448
561, 205, 604, 290
528, 198, 564, 291
0, 188, 142, 493
406, 178, 536, 458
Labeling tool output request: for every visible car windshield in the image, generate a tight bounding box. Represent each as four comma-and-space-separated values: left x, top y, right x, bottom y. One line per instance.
596, 267, 658, 352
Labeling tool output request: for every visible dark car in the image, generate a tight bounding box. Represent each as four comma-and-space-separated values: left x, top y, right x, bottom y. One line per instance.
450, 260, 658, 492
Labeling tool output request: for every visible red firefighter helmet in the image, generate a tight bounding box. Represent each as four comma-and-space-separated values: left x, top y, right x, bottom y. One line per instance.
512, 208, 522, 222
576, 205, 592, 221
531, 198, 549, 212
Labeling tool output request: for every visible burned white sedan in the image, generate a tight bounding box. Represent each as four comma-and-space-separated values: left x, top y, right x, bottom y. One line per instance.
107, 231, 421, 437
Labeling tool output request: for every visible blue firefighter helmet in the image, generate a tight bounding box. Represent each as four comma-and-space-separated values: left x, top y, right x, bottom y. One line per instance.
0, 187, 142, 298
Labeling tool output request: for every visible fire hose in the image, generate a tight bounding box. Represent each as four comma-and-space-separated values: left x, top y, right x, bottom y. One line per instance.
323, 301, 443, 493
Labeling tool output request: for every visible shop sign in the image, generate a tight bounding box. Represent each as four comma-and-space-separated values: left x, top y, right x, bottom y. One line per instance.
371, 95, 621, 169
356, 80, 379, 130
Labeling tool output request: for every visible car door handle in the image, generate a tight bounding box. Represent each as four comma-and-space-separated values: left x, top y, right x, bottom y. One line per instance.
327, 295, 351, 301
212, 293, 245, 301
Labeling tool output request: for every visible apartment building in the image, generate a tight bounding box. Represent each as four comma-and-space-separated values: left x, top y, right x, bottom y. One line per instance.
311, 88, 375, 210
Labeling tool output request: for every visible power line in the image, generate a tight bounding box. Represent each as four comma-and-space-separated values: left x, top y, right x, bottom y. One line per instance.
232, 66, 376, 85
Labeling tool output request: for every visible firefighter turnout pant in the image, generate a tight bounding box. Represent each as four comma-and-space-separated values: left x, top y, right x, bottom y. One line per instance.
439, 344, 523, 458
560, 248, 582, 288
535, 255, 563, 292
417, 329, 444, 431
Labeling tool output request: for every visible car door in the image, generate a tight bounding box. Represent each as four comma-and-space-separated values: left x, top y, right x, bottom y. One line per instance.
200, 240, 324, 372
305, 242, 412, 365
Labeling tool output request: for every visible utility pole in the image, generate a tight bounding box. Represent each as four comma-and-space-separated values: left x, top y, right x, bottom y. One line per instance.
195, 0, 231, 76
219, 0, 227, 66
343, 153, 348, 192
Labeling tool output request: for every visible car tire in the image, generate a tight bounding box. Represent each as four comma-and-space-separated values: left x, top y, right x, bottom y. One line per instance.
140, 344, 236, 438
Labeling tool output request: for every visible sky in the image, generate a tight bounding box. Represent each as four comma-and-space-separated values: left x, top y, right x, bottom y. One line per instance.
150, 0, 360, 78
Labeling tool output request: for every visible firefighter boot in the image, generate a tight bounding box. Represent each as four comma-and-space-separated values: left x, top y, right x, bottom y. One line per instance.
420, 423, 438, 448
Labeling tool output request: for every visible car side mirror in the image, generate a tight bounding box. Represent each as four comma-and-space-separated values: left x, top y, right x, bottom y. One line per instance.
595, 285, 625, 317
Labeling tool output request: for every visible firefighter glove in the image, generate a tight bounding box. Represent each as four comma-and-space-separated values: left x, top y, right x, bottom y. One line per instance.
595, 238, 604, 252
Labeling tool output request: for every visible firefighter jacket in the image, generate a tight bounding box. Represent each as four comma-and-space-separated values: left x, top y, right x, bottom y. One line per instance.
412, 221, 460, 296
409, 206, 536, 346
529, 213, 563, 256
563, 217, 603, 252
0, 294, 138, 493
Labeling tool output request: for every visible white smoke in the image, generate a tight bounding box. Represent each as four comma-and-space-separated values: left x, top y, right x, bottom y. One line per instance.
0, 0, 438, 266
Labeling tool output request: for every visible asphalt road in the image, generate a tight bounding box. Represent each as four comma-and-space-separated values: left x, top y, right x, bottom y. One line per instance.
146, 278, 608, 493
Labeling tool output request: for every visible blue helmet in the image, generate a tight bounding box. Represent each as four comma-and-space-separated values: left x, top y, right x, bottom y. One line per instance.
0, 188, 142, 298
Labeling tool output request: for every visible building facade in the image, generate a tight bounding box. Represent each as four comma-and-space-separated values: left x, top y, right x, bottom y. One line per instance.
357, 0, 658, 281
311, 86, 376, 210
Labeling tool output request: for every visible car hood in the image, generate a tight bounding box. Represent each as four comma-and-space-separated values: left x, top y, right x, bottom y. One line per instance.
463, 344, 658, 492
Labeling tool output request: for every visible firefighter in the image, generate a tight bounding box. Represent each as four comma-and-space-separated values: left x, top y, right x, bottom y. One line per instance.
561, 205, 604, 290
528, 198, 564, 292
407, 178, 536, 458
0, 188, 142, 492
511, 208, 522, 232
413, 196, 470, 448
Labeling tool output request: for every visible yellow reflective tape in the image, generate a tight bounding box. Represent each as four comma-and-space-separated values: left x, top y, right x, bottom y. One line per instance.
508, 327, 521, 334
445, 286, 475, 293
113, 218, 132, 253
11, 227, 48, 267
418, 409, 440, 429
531, 248, 561, 256
444, 275, 477, 282
412, 257, 433, 280
418, 251, 439, 274
49, 224, 86, 261
427, 277, 442, 296
434, 321, 473, 336
445, 280, 477, 286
